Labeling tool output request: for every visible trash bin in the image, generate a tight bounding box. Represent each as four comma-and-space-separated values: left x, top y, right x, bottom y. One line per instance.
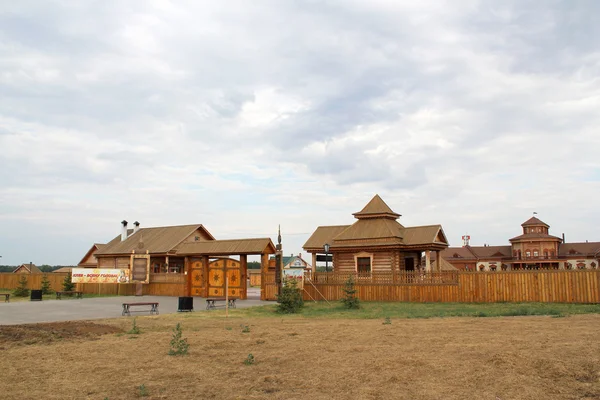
30, 290, 43, 301
178, 296, 193, 312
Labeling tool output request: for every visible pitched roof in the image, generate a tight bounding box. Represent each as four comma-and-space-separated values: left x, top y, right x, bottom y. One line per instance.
14, 263, 42, 273
402, 225, 447, 246
521, 216, 549, 227
509, 233, 562, 242
176, 238, 276, 255
77, 243, 105, 266
53, 267, 73, 273
469, 245, 513, 258
96, 224, 214, 255
303, 225, 350, 250
334, 218, 405, 242
439, 247, 478, 260
352, 194, 401, 220
559, 242, 600, 256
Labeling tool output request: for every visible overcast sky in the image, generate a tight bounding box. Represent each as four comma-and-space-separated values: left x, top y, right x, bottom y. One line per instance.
1, 0, 599, 265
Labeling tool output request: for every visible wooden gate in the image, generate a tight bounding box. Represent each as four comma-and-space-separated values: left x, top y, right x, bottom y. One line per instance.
208, 258, 247, 299
189, 257, 205, 297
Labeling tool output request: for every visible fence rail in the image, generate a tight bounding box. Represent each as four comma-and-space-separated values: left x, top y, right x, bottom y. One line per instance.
303, 270, 600, 303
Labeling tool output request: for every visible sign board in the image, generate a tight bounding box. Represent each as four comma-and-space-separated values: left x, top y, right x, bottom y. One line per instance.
72, 268, 130, 284
131, 255, 150, 284
316, 255, 333, 262
282, 268, 304, 289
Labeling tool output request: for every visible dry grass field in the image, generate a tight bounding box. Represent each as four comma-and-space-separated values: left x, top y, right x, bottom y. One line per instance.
1, 311, 599, 400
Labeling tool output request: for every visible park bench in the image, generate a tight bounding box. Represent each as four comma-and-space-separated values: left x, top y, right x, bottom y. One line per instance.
56, 291, 83, 299
3, 293, 9, 303
122, 302, 159, 316
205, 298, 237, 310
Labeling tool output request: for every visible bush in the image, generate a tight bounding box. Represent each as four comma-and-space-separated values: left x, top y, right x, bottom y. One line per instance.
276, 278, 304, 314
168, 323, 189, 356
41, 275, 54, 295
62, 272, 75, 292
13, 275, 30, 297
340, 275, 360, 309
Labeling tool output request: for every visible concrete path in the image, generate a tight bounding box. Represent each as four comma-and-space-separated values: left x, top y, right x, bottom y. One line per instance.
0, 293, 274, 326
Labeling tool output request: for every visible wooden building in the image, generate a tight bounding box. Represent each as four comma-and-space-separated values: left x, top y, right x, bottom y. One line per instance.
91, 221, 276, 298
13, 262, 42, 274
440, 216, 600, 271
303, 195, 449, 274
77, 243, 105, 268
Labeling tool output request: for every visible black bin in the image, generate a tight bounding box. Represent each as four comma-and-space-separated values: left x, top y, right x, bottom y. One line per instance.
30, 290, 43, 301
178, 296, 193, 312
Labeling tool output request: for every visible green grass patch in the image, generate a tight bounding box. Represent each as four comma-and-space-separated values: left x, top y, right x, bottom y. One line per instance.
217, 301, 600, 320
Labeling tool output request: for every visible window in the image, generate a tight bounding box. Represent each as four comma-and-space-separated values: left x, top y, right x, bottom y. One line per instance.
533, 250, 539, 257
525, 251, 531, 258
357, 257, 371, 274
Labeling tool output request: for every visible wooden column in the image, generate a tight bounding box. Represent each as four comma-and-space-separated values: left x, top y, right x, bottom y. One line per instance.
260, 252, 269, 301
165, 256, 169, 274
202, 255, 209, 297
184, 256, 191, 296
311, 253, 317, 277
425, 250, 431, 273
436, 251, 441, 272
240, 254, 248, 300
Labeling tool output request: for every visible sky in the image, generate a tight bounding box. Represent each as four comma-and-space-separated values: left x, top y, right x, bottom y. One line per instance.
1, 0, 599, 265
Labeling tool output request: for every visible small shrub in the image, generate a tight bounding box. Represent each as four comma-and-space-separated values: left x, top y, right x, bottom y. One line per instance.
62, 272, 75, 293
127, 318, 141, 335
13, 275, 30, 297
168, 323, 189, 356
243, 354, 255, 365
276, 278, 304, 314
240, 324, 250, 333
40, 275, 54, 295
383, 316, 392, 325
137, 384, 149, 397
340, 275, 360, 309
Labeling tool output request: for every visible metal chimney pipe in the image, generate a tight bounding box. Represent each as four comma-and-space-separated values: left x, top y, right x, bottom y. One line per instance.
121, 220, 128, 241
562, 233, 565, 243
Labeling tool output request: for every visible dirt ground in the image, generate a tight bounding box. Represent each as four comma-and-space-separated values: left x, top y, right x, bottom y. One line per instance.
0, 314, 599, 400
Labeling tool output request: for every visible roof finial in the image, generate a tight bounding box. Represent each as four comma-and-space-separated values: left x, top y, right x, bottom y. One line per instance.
277, 225, 281, 246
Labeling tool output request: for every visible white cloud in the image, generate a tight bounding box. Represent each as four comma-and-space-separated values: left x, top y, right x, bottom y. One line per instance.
0, 0, 599, 264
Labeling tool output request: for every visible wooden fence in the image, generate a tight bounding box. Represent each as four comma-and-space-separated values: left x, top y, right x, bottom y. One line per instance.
0, 272, 186, 297
0, 273, 69, 292
303, 270, 600, 303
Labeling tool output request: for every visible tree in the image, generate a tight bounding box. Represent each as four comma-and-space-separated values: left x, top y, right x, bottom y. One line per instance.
62, 272, 75, 292
13, 275, 30, 297
340, 275, 360, 309
276, 278, 304, 313
41, 274, 54, 295
247, 261, 261, 270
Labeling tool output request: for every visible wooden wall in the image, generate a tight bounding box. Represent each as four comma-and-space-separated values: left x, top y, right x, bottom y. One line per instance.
0, 273, 68, 292
303, 270, 600, 303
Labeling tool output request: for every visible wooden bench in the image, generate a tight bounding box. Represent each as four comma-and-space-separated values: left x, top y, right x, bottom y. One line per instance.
122, 302, 159, 316
3, 293, 9, 303
205, 298, 237, 310
56, 291, 83, 299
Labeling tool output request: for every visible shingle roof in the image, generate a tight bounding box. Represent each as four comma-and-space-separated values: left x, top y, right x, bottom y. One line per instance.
352, 194, 401, 220
509, 233, 562, 242
334, 218, 405, 242
521, 216, 549, 227
96, 224, 214, 255
14, 263, 42, 273
470, 245, 513, 258
558, 242, 600, 256
403, 225, 447, 246
77, 243, 105, 266
176, 238, 276, 255
303, 225, 350, 250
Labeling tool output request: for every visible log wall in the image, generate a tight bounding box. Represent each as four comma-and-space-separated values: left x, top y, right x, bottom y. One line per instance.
303, 270, 600, 303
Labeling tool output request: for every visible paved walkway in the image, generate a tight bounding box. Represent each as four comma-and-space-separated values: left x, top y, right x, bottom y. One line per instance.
0, 293, 273, 326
